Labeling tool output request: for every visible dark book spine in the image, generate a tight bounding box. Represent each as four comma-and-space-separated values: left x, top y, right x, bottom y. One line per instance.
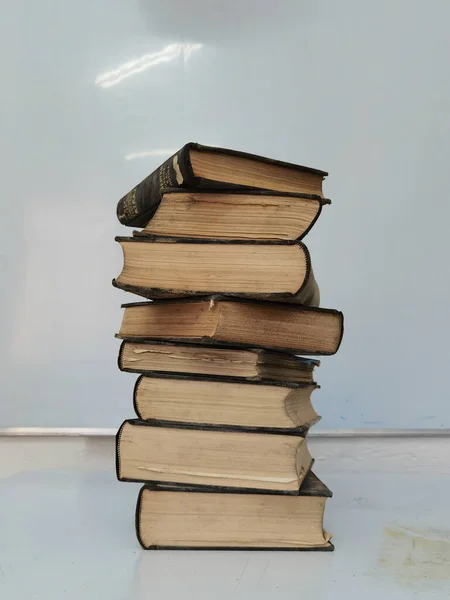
116, 146, 196, 227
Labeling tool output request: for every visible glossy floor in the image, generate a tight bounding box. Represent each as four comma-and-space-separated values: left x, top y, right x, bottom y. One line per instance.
0, 436, 448, 599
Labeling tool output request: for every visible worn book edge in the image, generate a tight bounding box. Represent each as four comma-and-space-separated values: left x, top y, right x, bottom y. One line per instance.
117, 338, 321, 381
115, 296, 344, 356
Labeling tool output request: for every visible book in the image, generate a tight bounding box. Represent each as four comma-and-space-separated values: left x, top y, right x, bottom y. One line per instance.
117, 143, 327, 227
113, 237, 319, 304
116, 420, 313, 491
135, 189, 330, 241
133, 373, 320, 433
118, 340, 319, 383
116, 296, 344, 355
135, 471, 333, 550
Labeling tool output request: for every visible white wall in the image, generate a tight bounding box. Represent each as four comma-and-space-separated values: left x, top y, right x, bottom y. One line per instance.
1, 0, 449, 427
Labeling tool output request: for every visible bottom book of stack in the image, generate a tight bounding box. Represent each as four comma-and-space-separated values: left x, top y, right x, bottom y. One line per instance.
135, 472, 333, 550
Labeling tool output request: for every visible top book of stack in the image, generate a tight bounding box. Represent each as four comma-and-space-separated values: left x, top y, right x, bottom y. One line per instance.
116, 143, 330, 241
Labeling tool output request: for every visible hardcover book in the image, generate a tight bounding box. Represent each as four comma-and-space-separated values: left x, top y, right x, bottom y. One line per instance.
113, 237, 319, 305
116, 420, 313, 492
118, 340, 319, 383
133, 373, 319, 433
135, 189, 330, 241
116, 296, 344, 355
135, 471, 333, 550
117, 143, 327, 227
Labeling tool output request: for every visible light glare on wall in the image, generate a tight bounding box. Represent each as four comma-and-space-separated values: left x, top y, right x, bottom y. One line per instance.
124, 150, 177, 160
95, 43, 202, 88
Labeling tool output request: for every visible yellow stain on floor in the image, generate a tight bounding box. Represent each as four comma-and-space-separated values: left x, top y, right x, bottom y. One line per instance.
377, 523, 450, 591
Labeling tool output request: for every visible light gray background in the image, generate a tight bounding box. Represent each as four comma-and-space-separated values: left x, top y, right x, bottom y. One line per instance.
1, 0, 449, 428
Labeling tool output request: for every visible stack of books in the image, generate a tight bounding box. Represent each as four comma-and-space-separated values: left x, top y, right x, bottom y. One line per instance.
113, 143, 344, 550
